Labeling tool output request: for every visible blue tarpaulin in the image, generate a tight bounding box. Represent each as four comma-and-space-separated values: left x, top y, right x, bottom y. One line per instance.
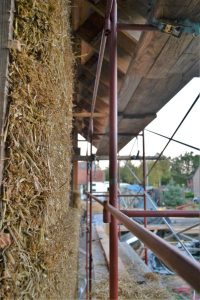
126, 184, 143, 192
126, 184, 154, 192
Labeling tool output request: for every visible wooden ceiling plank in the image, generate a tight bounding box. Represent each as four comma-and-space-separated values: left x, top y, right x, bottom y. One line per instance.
184, 37, 200, 55
155, 0, 198, 20
129, 31, 170, 77
122, 0, 149, 18
74, 0, 200, 156
145, 0, 200, 78
147, 35, 193, 79
117, 31, 137, 56
169, 37, 200, 74
116, 31, 170, 114
117, 1, 147, 24
169, 54, 200, 75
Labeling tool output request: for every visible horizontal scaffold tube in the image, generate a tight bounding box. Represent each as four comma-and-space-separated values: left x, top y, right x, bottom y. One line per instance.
117, 23, 158, 31
91, 194, 144, 197
104, 202, 200, 292
86, 193, 105, 206
74, 155, 163, 161
121, 210, 200, 218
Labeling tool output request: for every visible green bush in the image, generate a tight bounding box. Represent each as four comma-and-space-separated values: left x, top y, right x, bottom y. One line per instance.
185, 191, 194, 199
163, 183, 185, 207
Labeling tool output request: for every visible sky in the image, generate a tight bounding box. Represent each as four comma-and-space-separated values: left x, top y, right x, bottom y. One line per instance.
78, 77, 200, 169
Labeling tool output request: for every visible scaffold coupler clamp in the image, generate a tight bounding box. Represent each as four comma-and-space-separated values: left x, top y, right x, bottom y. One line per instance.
151, 17, 200, 38
91, 154, 96, 162
103, 202, 111, 223
104, 17, 111, 36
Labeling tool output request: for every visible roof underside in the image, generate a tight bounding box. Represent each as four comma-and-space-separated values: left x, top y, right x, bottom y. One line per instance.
72, 0, 200, 155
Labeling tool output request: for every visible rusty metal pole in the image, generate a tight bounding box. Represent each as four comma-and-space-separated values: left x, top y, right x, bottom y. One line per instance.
142, 131, 148, 264
88, 194, 200, 293
109, 1, 118, 299
120, 210, 200, 218
105, 202, 200, 293
117, 23, 159, 31
89, 138, 93, 299
86, 161, 89, 299
72, 133, 78, 191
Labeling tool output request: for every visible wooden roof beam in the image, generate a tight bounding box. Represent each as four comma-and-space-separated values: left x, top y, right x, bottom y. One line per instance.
76, 11, 104, 45
78, 29, 132, 74
77, 97, 109, 113
84, 116, 107, 127
78, 84, 109, 107
82, 120, 105, 134
76, 11, 132, 73
123, 0, 150, 18
79, 81, 109, 104
81, 63, 109, 87
82, 53, 125, 89
87, 0, 146, 42
72, 0, 91, 31
78, 69, 109, 95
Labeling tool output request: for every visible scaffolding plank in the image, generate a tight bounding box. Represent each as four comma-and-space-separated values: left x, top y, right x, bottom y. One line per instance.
96, 225, 128, 276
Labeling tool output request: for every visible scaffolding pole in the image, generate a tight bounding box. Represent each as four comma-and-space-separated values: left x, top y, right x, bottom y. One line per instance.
87, 193, 200, 293
89, 140, 93, 299
81, 0, 200, 297
109, 1, 118, 299
142, 131, 148, 264
86, 162, 89, 299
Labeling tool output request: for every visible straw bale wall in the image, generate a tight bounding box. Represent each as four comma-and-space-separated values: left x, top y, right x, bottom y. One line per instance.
0, 0, 80, 298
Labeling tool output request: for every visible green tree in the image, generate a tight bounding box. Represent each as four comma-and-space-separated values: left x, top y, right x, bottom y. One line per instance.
146, 157, 171, 187
104, 162, 136, 183
162, 181, 185, 207
104, 161, 139, 184
120, 158, 171, 187
171, 152, 200, 185
119, 161, 137, 184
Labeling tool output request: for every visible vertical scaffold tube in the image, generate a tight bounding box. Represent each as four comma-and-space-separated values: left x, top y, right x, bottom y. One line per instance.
142, 131, 148, 265
109, 1, 118, 299
89, 141, 93, 299
86, 162, 89, 298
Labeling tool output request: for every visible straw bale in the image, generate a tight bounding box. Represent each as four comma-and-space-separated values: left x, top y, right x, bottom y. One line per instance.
93, 275, 170, 300
0, 0, 79, 298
